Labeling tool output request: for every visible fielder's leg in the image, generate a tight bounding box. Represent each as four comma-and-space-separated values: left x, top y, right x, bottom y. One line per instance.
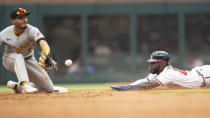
25, 56, 54, 92
3, 53, 38, 93
3, 53, 30, 82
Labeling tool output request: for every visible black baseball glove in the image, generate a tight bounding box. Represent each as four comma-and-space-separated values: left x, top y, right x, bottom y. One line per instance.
39, 50, 57, 71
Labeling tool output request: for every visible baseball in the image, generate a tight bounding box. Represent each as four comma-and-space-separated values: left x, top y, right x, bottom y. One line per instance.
65, 59, 72, 67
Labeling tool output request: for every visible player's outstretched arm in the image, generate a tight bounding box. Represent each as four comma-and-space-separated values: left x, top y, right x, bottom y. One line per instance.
38, 39, 50, 67
39, 39, 50, 54
111, 79, 160, 91
111, 84, 140, 91
139, 79, 160, 90
38, 39, 57, 71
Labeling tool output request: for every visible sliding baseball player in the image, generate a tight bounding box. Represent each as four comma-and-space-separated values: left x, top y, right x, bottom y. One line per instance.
112, 51, 210, 90
0, 8, 67, 93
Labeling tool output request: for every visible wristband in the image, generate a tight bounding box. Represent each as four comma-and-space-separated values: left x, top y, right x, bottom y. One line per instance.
42, 46, 50, 55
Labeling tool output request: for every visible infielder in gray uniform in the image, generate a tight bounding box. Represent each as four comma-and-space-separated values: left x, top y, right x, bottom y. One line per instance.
0, 8, 67, 93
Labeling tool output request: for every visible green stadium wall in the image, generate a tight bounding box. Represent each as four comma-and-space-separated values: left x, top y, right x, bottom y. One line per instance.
0, 2, 210, 84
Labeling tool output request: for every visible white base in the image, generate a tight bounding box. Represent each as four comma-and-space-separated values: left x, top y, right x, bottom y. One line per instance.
53, 86, 68, 93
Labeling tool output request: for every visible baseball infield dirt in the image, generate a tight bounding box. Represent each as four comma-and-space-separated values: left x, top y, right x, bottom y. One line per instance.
0, 90, 210, 118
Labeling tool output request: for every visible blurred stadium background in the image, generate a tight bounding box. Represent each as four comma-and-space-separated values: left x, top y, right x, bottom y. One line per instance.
0, 0, 210, 85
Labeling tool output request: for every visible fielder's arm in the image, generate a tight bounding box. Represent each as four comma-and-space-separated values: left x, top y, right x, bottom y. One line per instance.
37, 39, 51, 68
37, 39, 57, 71
39, 39, 50, 55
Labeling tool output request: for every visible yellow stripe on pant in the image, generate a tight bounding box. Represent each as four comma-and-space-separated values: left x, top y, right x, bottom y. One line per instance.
5, 55, 22, 82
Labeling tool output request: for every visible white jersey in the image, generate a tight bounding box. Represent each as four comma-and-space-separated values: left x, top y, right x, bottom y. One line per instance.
0, 24, 44, 58
155, 65, 210, 88
130, 65, 210, 88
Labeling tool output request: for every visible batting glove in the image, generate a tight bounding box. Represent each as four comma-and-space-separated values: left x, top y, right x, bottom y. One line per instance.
111, 85, 140, 91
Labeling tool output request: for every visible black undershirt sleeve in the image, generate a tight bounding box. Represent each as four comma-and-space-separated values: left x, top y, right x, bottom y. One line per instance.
36, 37, 45, 45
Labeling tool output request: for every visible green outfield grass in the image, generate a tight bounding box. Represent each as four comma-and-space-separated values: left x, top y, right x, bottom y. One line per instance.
0, 86, 13, 92
0, 83, 110, 92
1, 83, 210, 93
55, 83, 110, 91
